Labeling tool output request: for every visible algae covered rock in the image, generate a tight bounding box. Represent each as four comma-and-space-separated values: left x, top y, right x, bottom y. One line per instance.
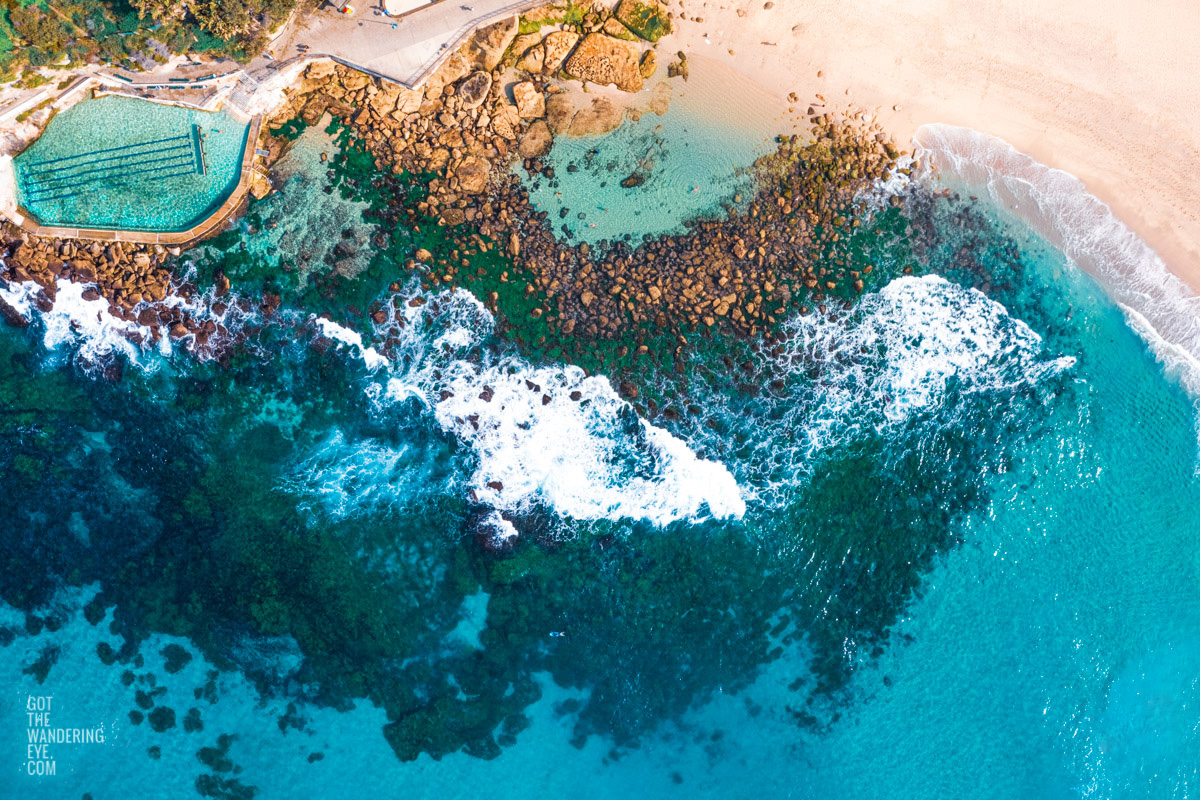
639, 49, 658, 79
563, 34, 644, 92
603, 15, 638, 40
614, 0, 673, 42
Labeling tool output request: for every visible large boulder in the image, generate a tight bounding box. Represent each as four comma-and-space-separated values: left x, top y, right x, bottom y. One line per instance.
518, 119, 554, 158
515, 42, 546, 73
566, 96, 623, 136
541, 30, 580, 72
511, 81, 545, 119
614, 0, 673, 42
393, 87, 424, 116
603, 16, 638, 40
249, 170, 273, 199
369, 87, 400, 116
300, 59, 338, 93
453, 156, 491, 194
547, 93, 623, 137
563, 34, 644, 92
490, 101, 522, 139
466, 16, 519, 71
545, 92, 576, 134
424, 51, 471, 97
639, 49, 657, 79
457, 71, 493, 109
338, 69, 370, 92
508, 32, 542, 63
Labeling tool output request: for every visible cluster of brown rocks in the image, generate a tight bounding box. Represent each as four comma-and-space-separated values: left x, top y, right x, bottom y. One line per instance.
0, 224, 169, 317
261, 2, 668, 225
0, 223, 253, 350
260, 3, 910, 352
0, 0, 908, 368
475, 112, 907, 347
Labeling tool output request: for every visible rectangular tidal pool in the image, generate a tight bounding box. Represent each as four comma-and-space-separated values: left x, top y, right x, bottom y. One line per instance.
13, 95, 250, 233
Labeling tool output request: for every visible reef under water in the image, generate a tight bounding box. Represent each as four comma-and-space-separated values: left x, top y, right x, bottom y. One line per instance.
1, 99, 1198, 800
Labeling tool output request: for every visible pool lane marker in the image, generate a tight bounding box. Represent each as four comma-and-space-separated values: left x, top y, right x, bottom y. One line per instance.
18, 127, 208, 203
192, 123, 207, 176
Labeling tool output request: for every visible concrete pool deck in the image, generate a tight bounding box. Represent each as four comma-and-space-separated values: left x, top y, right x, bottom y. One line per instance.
3, 116, 262, 247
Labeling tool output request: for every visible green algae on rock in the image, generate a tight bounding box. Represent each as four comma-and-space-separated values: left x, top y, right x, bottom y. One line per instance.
614, 0, 673, 41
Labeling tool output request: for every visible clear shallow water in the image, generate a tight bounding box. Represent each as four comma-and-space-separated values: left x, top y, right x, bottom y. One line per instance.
2, 121, 1199, 798
14, 95, 249, 232
521, 59, 780, 248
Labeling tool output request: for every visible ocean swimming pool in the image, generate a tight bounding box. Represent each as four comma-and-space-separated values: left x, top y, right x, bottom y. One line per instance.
13, 95, 250, 233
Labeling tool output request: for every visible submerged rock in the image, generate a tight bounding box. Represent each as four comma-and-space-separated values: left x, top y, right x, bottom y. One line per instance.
518, 119, 554, 158
0, 294, 29, 327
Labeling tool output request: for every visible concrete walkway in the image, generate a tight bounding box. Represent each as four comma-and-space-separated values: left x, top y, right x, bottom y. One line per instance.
265, 0, 541, 87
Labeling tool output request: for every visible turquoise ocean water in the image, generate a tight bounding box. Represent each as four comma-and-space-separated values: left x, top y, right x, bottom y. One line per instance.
0, 95, 1198, 798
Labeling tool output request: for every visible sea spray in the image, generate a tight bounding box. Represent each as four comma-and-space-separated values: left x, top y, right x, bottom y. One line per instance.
0, 277, 160, 367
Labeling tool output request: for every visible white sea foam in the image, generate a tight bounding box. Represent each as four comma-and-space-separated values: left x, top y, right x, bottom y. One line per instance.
309, 285, 747, 529
914, 124, 1200, 433
789, 275, 1073, 448
285, 428, 457, 521
669, 274, 1073, 509
409, 359, 745, 525
0, 277, 160, 365
314, 317, 389, 370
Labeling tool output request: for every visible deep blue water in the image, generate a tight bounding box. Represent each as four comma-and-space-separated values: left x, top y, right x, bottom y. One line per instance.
1, 112, 1198, 799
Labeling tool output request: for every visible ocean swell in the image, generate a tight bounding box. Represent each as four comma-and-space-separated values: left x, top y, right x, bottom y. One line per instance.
662, 275, 1074, 510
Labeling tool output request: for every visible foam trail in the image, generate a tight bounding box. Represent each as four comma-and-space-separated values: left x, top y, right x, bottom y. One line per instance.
914, 124, 1200, 411
667, 275, 1074, 509
413, 361, 746, 525
788, 275, 1074, 450
314, 317, 389, 371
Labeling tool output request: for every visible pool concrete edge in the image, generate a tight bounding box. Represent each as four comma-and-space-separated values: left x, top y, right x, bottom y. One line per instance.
3, 116, 262, 248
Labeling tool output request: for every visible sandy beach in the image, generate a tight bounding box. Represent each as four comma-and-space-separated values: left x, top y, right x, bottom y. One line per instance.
662, 0, 1200, 294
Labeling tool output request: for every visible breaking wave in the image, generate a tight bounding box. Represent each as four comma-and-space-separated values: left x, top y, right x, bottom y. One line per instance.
666, 275, 1074, 507
312, 287, 746, 529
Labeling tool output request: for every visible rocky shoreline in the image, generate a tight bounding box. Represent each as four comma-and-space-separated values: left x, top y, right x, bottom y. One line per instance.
1, 0, 912, 378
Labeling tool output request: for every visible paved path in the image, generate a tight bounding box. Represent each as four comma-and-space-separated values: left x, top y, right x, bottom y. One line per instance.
264, 0, 541, 87
0, 0, 540, 124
